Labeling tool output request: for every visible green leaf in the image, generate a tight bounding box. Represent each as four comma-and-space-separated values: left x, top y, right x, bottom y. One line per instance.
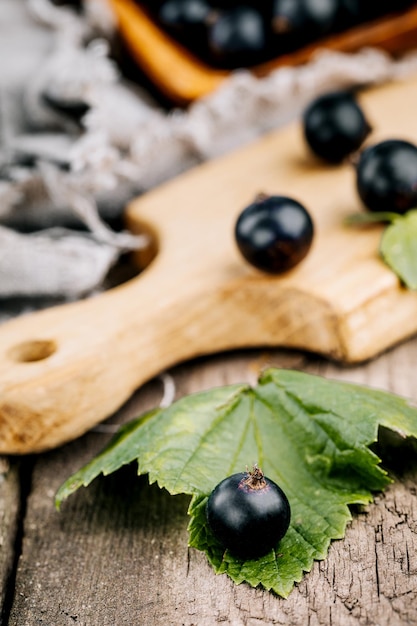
344, 211, 400, 226
55, 369, 417, 597
380, 209, 417, 289
55, 408, 161, 507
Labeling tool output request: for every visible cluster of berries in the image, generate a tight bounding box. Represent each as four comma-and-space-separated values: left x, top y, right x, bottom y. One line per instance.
142, 0, 415, 69
235, 91, 417, 275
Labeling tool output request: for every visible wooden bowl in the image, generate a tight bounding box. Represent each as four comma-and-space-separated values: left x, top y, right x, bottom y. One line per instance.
105, 0, 417, 105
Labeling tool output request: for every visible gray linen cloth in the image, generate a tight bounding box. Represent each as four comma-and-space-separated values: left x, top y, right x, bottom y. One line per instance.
2, 0, 417, 323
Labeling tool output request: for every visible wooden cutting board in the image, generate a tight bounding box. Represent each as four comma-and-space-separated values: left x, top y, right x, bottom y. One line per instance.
2, 76, 417, 454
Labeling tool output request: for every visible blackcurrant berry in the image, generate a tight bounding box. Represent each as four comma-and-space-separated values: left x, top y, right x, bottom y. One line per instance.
157, 0, 211, 33
335, 0, 374, 28
303, 91, 371, 163
356, 139, 417, 214
206, 466, 291, 559
207, 7, 267, 68
235, 194, 314, 274
272, 0, 339, 50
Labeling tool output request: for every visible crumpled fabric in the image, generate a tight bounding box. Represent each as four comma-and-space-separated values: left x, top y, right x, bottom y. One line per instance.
0, 224, 118, 297
2, 0, 417, 322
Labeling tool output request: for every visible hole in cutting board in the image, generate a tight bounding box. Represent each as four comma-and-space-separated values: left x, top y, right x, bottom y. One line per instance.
8, 340, 57, 363
124, 214, 160, 272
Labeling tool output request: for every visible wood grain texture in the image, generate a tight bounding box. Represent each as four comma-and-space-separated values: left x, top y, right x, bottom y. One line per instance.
2, 77, 417, 454
0, 459, 22, 624
5, 341, 417, 626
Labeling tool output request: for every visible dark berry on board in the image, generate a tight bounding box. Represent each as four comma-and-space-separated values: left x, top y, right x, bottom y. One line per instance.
303, 90, 371, 163
235, 194, 314, 274
356, 139, 417, 214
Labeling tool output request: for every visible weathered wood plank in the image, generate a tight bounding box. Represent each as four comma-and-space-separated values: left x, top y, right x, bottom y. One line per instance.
6, 342, 417, 625
0, 459, 22, 625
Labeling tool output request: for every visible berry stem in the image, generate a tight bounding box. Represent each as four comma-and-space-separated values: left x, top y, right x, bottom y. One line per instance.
243, 464, 267, 490
254, 192, 270, 203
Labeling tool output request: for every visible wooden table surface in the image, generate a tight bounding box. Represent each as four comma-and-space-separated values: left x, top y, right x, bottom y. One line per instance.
2, 2, 417, 624
1, 338, 417, 626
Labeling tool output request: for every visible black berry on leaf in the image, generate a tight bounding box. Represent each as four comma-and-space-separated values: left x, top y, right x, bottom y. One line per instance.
303, 90, 371, 163
356, 139, 417, 214
235, 194, 314, 274
206, 465, 291, 559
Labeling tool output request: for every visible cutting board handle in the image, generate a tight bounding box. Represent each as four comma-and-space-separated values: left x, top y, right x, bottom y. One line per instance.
0, 235, 340, 454
4, 76, 417, 454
